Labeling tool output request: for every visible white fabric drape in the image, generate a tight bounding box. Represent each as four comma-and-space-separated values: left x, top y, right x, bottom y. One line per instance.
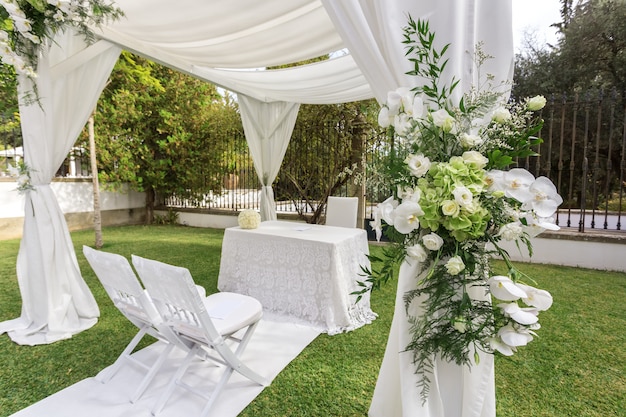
238, 95, 300, 221
0, 31, 121, 345
321, 1, 512, 416
321, 0, 513, 104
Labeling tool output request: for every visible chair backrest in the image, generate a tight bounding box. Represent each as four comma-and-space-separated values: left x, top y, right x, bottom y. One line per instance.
83, 246, 160, 329
325, 196, 359, 228
131, 255, 220, 345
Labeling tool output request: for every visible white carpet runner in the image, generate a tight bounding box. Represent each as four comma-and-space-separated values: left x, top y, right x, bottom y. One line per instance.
11, 318, 320, 417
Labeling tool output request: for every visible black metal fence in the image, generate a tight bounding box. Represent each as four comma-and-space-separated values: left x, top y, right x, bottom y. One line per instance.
2, 92, 625, 233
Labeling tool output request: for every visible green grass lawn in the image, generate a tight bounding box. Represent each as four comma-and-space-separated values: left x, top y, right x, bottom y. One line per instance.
1, 225, 625, 416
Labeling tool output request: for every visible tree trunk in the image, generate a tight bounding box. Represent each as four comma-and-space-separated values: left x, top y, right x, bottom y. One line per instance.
88, 114, 103, 249
145, 186, 155, 224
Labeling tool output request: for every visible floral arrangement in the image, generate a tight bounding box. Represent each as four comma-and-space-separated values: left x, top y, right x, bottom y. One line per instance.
0, 0, 123, 79
7, 160, 34, 193
363, 18, 562, 401
238, 209, 261, 229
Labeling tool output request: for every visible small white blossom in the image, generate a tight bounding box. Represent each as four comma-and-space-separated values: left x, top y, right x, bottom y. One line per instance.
459, 132, 483, 148
462, 151, 488, 169
452, 186, 473, 208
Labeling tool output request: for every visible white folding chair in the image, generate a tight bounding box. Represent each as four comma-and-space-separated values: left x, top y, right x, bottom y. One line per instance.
325, 196, 359, 228
82, 246, 194, 403
131, 254, 269, 417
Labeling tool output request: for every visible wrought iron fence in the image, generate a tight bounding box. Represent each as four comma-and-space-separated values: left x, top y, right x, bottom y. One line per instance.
2, 92, 625, 233
524, 90, 626, 232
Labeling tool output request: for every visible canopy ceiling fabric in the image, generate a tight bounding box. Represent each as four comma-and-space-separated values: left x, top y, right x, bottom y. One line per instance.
94, 0, 374, 104
2, 0, 514, 346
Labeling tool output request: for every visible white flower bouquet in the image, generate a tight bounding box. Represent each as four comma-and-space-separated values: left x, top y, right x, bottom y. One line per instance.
238, 209, 261, 229
358, 17, 562, 402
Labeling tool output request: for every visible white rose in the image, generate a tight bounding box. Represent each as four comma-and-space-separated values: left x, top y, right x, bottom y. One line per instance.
445, 256, 465, 275
422, 232, 443, 251
498, 222, 523, 241
452, 186, 473, 208
431, 108, 455, 132
459, 133, 483, 148
527, 95, 547, 111
406, 243, 428, 262
462, 151, 488, 169
441, 199, 460, 217
404, 153, 431, 177
492, 107, 511, 124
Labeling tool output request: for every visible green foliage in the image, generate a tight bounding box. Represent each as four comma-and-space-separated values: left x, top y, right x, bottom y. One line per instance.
513, 0, 626, 97
84, 52, 244, 220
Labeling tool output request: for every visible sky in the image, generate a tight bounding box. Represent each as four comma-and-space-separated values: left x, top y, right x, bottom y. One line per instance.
512, 0, 562, 52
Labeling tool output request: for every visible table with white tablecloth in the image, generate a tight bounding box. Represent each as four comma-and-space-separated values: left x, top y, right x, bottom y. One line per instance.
217, 220, 376, 334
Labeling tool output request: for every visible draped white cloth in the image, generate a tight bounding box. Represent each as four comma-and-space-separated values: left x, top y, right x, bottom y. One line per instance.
368, 261, 496, 417
321, 1, 513, 416
322, 0, 514, 104
0, 31, 121, 345
238, 95, 300, 221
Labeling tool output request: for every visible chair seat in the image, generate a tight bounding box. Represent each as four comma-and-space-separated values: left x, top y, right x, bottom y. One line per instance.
204, 292, 263, 336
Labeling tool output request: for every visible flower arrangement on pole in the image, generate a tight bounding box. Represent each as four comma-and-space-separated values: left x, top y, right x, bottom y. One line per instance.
0, 0, 123, 84
360, 17, 562, 401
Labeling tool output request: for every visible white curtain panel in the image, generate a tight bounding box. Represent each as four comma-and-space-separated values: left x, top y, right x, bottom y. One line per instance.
238, 95, 300, 221
321, 0, 514, 104
0, 31, 121, 345
321, 1, 512, 416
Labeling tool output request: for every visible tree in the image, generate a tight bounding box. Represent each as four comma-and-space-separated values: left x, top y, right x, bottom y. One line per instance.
84, 52, 242, 223
513, 0, 626, 98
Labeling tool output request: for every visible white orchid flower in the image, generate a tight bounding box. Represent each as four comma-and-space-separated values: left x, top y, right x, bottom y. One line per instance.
394, 113, 412, 136
516, 284, 553, 311
488, 336, 516, 356
498, 302, 539, 325
378, 196, 399, 226
485, 169, 505, 193
392, 201, 424, 234
498, 323, 535, 347
488, 275, 528, 301
386, 89, 404, 116
522, 176, 563, 218
378, 106, 392, 128
502, 168, 535, 203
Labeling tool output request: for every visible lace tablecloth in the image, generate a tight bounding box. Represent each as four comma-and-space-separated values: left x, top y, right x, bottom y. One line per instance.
218, 221, 376, 335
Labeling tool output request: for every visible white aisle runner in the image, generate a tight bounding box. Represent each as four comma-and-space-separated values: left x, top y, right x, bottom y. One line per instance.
11, 318, 320, 417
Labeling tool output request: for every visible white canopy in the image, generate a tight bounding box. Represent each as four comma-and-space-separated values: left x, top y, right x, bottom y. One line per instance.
0, 0, 513, 353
